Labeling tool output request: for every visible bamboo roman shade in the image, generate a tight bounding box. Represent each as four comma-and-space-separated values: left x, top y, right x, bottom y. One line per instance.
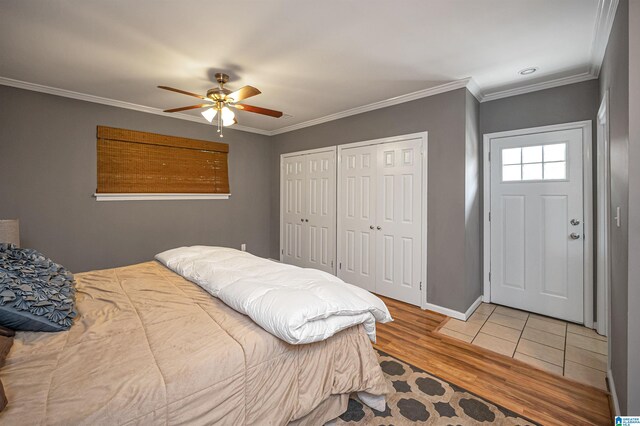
96, 126, 229, 194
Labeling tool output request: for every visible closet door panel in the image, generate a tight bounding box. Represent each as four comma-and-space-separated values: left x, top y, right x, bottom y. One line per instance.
304, 150, 336, 273
375, 139, 423, 305
281, 156, 307, 267
338, 146, 377, 292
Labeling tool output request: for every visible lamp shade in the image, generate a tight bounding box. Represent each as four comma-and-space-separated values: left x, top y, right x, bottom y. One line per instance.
0, 219, 20, 247
201, 108, 217, 123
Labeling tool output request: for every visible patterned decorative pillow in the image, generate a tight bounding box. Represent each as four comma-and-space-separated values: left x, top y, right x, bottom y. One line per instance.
0, 244, 77, 332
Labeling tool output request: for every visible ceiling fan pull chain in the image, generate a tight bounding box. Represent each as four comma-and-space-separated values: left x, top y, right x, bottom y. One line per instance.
218, 107, 224, 137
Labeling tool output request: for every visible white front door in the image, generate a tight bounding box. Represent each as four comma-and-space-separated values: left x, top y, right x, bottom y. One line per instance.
490, 128, 585, 322
375, 139, 423, 304
304, 151, 336, 273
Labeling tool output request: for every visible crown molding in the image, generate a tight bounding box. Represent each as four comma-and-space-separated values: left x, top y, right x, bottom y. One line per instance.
0, 76, 272, 136
590, 0, 619, 77
270, 78, 474, 135
465, 78, 482, 102
0, 75, 476, 137
479, 72, 597, 103
229, 124, 271, 135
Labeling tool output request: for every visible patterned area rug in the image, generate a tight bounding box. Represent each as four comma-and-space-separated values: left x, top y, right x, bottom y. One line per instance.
336, 351, 537, 425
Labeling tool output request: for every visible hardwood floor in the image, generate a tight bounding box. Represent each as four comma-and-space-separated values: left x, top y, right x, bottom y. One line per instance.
372, 296, 612, 426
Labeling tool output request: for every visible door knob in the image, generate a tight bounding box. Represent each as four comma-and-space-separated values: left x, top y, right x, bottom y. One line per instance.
305, 219, 309, 222
369, 225, 375, 230
570, 233, 581, 240
300, 218, 304, 222
570, 219, 581, 226
376, 226, 382, 230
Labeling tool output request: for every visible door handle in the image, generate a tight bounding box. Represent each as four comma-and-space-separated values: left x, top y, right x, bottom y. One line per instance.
369, 225, 375, 230
376, 226, 382, 230
305, 219, 309, 222
301, 218, 304, 222
570, 233, 581, 240
570, 219, 581, 226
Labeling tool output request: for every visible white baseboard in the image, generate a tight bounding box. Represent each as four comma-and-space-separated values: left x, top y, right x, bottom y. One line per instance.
424, 302, 467, 320
608, 369, 621, 416
464, 296, 483, 319
424, 296, 483, 321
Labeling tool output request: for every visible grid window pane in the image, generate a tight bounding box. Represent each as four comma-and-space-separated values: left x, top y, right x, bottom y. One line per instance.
544, 162, 566, 179
523, 163, 543, 180
522, 146, 542, 164
502, 148, 521, 165
544, 143, 566, 162
499, 142, 569, 182
502, 165, 522, 181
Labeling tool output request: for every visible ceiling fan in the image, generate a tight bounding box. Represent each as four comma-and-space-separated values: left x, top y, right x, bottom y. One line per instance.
158, 73, 283, 136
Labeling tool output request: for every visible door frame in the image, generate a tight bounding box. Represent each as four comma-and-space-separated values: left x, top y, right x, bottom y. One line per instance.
482, 121, 594, 327
279, 146, 338, 272
336, 132, 428, 308
596, 91, 611, 337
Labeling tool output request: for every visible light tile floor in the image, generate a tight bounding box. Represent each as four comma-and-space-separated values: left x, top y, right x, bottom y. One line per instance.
437, 303, 608, 390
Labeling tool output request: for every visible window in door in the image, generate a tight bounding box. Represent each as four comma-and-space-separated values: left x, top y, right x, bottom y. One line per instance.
501, 143, 567, 182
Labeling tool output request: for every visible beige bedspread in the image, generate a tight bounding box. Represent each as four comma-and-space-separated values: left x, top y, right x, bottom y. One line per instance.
0, 261, 389, 425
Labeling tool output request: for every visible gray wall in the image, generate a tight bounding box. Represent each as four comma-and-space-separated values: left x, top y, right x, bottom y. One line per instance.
464, 91, 482, 309
271, 88, 481, 313
626, 0, 639, 414
599, 0, 630, 414
0, 85, 273, 273
479, 79, 599, 135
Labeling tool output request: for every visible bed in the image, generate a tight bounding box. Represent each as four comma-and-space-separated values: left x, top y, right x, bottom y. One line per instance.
0, 258, 390, 425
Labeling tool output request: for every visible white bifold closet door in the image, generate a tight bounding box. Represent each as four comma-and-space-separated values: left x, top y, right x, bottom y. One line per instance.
338, 138, 423, 305
281, 148, 336, 274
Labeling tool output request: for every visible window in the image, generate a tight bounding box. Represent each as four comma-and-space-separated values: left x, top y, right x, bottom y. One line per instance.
501, 143, 567, 182
95, 126, 230, 200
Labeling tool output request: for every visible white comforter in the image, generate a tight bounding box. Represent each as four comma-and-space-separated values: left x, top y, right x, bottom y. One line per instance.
155, 246, 392, 344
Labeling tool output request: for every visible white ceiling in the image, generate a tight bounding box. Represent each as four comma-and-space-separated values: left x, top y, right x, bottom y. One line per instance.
0, 0, 616, 134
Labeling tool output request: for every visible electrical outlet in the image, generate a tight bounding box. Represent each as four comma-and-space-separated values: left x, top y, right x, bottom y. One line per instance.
241, 243, 246, 251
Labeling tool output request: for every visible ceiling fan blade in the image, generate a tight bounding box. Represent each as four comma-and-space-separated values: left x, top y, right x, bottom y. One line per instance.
163, 103, 212, 113
226, 85, 261, 103
158, 86, 207, 100
232, 103, 283, 118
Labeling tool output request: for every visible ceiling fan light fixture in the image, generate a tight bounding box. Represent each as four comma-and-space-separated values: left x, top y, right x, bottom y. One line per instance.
158, 74, 282, 135
201, 108, 217, 123
221, 106, 235, 121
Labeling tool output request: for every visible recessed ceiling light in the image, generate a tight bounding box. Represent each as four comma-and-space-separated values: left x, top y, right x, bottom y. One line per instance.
519, 67, 538, 75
